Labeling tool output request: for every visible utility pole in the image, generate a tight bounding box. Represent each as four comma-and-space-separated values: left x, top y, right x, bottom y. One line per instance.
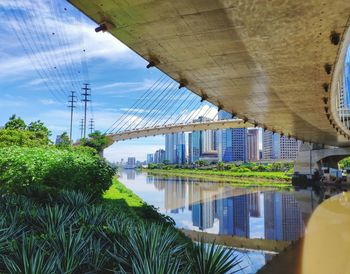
89, 118, 94, 134
81, 83, 91, 138
68, 91, 76, 142
80, 119, 84, 138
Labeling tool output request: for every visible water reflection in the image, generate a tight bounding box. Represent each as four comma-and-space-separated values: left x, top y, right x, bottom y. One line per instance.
119, 170, 349, 274
120, 171, 309, 241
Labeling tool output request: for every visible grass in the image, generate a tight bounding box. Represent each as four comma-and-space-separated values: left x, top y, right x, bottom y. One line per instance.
103, 177, 176, 224
146, 169, 291, 187
103, 177, 143, 208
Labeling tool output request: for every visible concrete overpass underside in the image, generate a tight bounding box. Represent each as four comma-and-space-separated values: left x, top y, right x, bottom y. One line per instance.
69, 0, 350, 147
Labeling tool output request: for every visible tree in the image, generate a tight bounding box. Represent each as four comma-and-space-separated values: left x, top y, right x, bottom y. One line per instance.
80, 131, 111, 155
1, 115, 51, 147
28, 120, 51, 141
0, 129, 49, 147
56, 132, 71, 148
5, 114, 26, 130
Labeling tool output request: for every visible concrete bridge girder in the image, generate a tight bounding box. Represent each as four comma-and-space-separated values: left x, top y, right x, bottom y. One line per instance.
106, 119, 252, 146
294, 147, 350, 175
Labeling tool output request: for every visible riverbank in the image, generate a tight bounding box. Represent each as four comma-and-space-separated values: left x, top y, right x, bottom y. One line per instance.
103, 177, 177, 224
146, 169, 291, 187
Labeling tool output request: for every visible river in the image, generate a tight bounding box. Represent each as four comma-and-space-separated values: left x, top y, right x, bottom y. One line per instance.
119, 169, 346, 273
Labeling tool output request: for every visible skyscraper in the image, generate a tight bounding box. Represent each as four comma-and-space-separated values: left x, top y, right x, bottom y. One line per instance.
263, 131, 300, 160
247, 128, 259, 162
125, 157, 136, 169
146, 153, 154, 164
165, 133, 186, 164
154, 149, 165, 163
190, 131, 201, 163
188, 116, 218, 163
218, 111, 247, 162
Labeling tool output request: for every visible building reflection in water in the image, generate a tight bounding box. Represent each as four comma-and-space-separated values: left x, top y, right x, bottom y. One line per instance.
124, 169, 136, 180
150, 175, 305, 241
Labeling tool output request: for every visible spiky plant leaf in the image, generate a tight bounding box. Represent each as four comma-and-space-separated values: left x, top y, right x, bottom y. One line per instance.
3, 235, 57, 274
188, 240, 242, 274
48, 226, 90, 274
58, 190, 94, 209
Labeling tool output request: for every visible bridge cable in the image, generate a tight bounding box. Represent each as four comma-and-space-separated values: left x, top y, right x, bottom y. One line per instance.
123, 81, 176, 131
109, 75, 170, 133
170, 94, 199, 125
182, 101, 204, 124
140, 86, 181, 129
106, 75, 168, 133
116, 79, 175, 132
161, 92, 193, 126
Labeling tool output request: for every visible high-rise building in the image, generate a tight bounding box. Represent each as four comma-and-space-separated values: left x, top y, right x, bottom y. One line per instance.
263, 131, 300, 160
190, 130, 201, 163
125, 157, 136, 169
146, 153, 154, 164
154, 149, 165, 164
247, 128, 259, 162
188, 116, 218, 163
218, 111, 247, 162
165, 133, 186, 164
188, 133, 192, 163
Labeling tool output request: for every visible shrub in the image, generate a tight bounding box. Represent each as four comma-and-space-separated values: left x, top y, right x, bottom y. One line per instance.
0, 146, 115, 198
0, 191, 241, 274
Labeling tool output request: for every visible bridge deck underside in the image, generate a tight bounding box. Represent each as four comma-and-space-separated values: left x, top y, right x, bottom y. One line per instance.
70, 0, 350, 146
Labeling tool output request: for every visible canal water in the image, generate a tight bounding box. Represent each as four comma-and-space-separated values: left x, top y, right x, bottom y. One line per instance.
119, 170, 344, 273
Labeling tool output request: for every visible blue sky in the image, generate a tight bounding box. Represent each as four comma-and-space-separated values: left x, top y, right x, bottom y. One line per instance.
0, 0, 257, 162
0, 0, 184, 162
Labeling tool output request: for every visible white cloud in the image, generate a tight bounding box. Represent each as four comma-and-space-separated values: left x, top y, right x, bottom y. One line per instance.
0, 0, 145, 83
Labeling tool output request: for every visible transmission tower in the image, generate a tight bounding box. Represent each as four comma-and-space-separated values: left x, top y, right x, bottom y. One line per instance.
81, 83, 91, 138
68, 91, 77, 142
89, 118, 95, 134
79, 119, 84, 138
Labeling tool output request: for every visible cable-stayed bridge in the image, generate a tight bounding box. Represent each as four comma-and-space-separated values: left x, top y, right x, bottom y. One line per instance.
102, 74, 254, 146
69, 0, 350, 148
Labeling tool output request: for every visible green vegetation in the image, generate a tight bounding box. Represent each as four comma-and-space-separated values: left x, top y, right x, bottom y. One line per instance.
0, 115, 51, 147
103, 178, 176, 224
0, 146, 115, 198
80, 130, 112, 154
148, 161, 294, 173
339, 157, 350, 169
147, 167, 291, 182
56, 132, 71, 147
0, 189, 241, 273
147, 170, 291, 188
0, 115, 242, 274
